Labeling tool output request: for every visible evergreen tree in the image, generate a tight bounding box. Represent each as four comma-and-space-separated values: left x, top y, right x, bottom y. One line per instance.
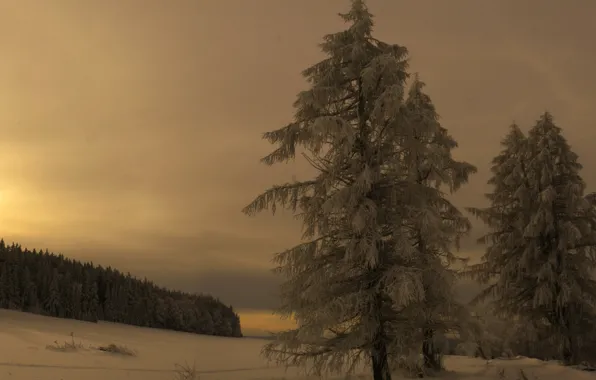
398, 76, 475, 372
465, 122, 531, 297
195, 309, 215, 335
466, 113, 596, 365
0, 263, 8, 308
59, 272, 74, 318
87, 281, 100, 322
44, 269, 61, 316
243, 2, 473, 379
103, 284, 118, 321
7, 264, 21, 310
152, 297, 166, 327
165, 297, 184, 330
21, 267, 39, 312
70, 282, 83, 319
81, 271, 99, 322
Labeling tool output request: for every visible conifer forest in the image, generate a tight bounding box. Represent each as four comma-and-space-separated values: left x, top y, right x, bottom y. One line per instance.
0, 240, 242, 337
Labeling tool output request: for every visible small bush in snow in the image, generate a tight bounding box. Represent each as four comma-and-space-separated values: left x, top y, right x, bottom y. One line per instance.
45, 332, 85, 352
173, 361, 199, 380
97, 343, 137, 357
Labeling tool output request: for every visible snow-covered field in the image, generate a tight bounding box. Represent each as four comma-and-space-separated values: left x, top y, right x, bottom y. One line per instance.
0, 309, 592, 380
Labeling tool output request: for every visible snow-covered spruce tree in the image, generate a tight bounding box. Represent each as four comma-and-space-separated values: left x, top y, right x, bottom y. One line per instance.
464, 123, 530, 296
242, 1, 475, 378
465, 113, 596, 365
394, 76, 475, 373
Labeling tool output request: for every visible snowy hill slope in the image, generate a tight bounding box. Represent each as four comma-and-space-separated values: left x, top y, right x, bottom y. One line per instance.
0, 309, 593, 380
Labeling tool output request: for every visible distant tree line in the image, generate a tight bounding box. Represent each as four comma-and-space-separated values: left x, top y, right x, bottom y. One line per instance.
0, 239, 242, 337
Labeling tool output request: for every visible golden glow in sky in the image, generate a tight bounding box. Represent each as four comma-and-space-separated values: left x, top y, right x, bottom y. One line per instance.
0, 0, 595, 333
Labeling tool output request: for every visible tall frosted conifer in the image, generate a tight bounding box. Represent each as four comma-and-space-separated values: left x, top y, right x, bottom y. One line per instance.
243, 1, 475, 379
466, 113, 596, 365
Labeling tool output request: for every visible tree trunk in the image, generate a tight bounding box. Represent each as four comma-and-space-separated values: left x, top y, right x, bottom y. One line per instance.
371, 338, 392, 380
562, 332, 579, 366
370, 290, 391, 380
561, 305, 580, 366
422, 328, 441, 371
562, 345, 572, 366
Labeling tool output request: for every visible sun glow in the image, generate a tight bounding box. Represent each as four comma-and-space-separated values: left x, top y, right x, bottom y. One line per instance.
237, 309, 297, 334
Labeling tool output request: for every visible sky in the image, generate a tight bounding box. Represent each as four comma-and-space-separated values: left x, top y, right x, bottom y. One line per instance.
0, 0, 595, 335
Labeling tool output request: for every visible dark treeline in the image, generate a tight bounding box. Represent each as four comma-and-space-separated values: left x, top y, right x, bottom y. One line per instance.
0, 239, 242, 337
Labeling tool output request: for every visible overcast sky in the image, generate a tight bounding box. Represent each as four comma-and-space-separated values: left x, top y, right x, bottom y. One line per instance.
0, 0, 595, 334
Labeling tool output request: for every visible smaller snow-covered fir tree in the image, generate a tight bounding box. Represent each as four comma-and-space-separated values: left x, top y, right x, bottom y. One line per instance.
466, 113, 596, 365
464, 123, 530, 297
393, 76, 475, 373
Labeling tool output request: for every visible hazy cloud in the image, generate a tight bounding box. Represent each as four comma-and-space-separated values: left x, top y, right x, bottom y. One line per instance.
156, 269, 282, 311
0, 0, 595, 331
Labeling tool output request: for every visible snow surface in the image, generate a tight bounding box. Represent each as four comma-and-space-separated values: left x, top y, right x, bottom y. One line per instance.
0, 309, 592, 380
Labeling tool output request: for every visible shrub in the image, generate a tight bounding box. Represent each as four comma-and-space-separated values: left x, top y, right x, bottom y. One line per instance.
45, 332, 85, 352
97, 343, 137, 357
173, 361, 199, 380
